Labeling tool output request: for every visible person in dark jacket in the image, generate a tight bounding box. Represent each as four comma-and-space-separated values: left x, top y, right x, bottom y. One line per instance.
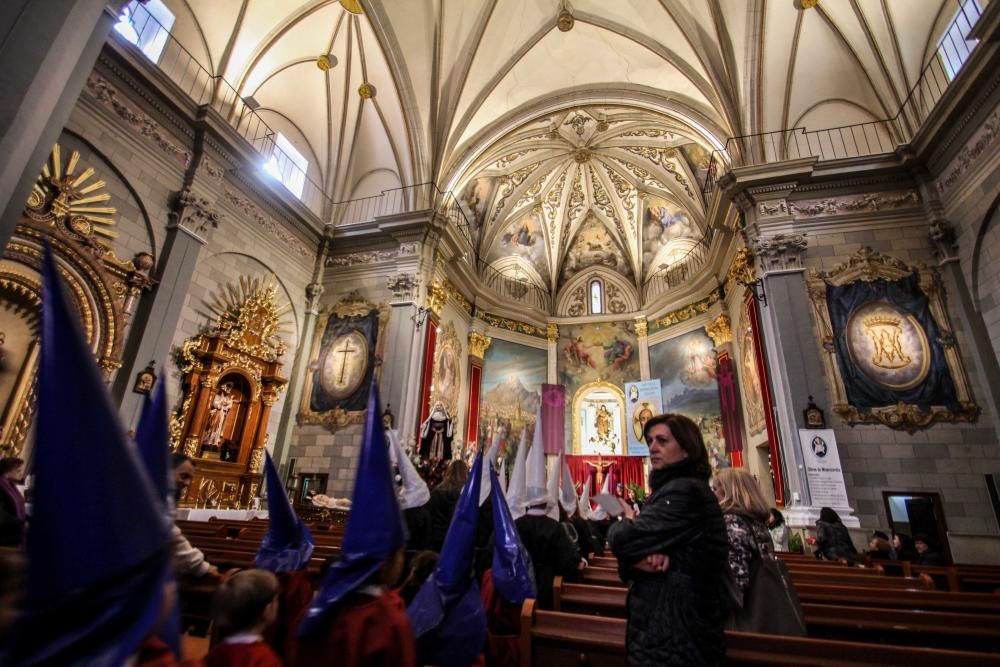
914, 533, 949, 566
608, 413, 730, 667
515, 496, 582, 609
814, 507, 856, 564
426, 459, 468, 551
891, 531, 920, 562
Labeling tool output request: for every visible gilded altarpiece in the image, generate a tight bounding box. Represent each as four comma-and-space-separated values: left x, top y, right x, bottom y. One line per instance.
807, 247, 978, 431
0, 144, 154, 456
170, 278, 289, 507
298, 291, 389, 431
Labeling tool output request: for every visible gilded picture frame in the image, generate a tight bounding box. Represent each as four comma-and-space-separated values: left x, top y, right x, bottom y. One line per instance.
806, 247, 978, 431
298, 291, 390, 432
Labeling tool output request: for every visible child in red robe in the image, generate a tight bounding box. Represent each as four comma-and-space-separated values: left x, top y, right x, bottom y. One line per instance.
204, 569, 283, 667
291, 546, 414, 667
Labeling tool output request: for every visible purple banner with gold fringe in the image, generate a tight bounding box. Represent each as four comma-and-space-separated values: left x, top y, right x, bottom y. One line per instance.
541, 383, 565, 454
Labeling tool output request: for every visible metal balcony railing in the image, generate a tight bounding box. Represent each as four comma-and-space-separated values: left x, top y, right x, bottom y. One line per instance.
641, 231, 714, 303
703, 0, 984, 195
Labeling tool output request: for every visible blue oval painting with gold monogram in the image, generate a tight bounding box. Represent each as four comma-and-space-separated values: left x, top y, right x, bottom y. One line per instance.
846, 301, 930, 391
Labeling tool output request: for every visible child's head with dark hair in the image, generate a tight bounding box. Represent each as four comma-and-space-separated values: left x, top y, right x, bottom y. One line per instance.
211, 569, 279, 638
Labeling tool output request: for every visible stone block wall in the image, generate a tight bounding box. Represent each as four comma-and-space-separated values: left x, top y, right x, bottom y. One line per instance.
798, 207, 999, 533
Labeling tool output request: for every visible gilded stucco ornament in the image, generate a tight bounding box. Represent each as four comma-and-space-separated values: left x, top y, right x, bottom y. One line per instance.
705, 314, 732, 347
468, 331, 492, 359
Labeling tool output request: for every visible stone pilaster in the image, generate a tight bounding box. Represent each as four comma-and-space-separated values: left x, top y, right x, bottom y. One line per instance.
635, 316, 650, 380
547, 323, 559, 384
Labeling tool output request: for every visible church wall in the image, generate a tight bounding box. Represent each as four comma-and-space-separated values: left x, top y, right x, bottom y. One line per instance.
291, 263, 395, 498
800, 216, 1000, 534
934, 98, 1000, 366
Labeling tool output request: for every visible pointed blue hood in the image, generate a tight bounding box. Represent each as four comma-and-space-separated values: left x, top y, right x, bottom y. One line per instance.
297, 382, 406, 636
489, 465, 536, 605
4, 246, 170, 666
257, 451, 314, 572
407, 449, 487, 667
135, 372, 169, 505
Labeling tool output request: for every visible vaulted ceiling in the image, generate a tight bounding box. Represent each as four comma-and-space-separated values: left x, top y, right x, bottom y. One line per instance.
160, 0, 957, 283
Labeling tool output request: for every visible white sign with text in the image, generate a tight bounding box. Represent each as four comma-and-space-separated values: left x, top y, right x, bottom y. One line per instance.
798, 429, 850, 508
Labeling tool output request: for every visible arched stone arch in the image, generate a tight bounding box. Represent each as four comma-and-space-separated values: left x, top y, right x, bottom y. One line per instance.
556, 268, 639, 317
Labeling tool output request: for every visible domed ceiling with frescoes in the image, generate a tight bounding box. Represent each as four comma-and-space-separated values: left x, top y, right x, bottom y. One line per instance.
457, 106, 711, 295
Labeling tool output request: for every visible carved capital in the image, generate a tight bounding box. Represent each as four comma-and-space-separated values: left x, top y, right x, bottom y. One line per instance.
634, 316, 648, 339
547, 323, 559, 343
176, 189, 222, 233
928, 219, 958, 261
468, 331, 492, 359
705, 314, 732, 347
752, 234, 808, 273
386, 273, 418, 301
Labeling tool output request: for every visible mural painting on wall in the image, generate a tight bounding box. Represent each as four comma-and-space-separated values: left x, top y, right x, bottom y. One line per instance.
649, 329, 730, 470
478, 337, 547, 464
485, 210, 550, 285
298, 291, 389, 432
431, 321, 463, 420
738, 316, 767, 436
560, 214, 634, 286
642, 196, 699, 274
679, 143, 713, 191
461, 176, 493, 230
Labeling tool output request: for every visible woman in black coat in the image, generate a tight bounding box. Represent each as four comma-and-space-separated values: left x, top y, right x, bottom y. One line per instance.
608, 414, 730, 667
815, 507, 857, 564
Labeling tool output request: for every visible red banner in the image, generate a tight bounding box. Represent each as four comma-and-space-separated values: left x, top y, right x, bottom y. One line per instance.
541, 383, 565, 454
466, 362, 483, 447
716, 350, 745, 463
415, 315, 439, 439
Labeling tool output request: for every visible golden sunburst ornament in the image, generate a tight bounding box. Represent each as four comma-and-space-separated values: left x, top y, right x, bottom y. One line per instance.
201, 275, 292, 361
28, 144, 118, 247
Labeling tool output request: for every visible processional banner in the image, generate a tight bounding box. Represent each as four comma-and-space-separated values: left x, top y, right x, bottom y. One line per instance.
624, 380, 661, 456
541, 383, 565, 454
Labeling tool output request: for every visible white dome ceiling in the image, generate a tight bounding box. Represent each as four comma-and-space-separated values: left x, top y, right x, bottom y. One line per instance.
159, 0, 956, 220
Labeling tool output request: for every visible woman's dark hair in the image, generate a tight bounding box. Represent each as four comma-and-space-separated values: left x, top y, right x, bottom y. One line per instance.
642, 413, 711, 480
768, 508, 785, 526
0, 457, 24, 476
438, 460, 469, 492
818, 507, 841, 524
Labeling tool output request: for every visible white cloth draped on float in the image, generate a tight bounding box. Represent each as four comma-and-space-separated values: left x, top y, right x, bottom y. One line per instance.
387, 428, 430, 510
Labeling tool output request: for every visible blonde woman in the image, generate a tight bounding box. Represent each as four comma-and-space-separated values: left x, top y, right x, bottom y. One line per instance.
712, 468, 774, 607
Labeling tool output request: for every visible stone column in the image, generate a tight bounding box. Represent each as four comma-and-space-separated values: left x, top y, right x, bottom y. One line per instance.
635, 316, 650, 380
0, 1, 122, 248
381, 270, 422, 448
751, 231, 858, 526
547, 323, 558, 384
114, 194, 211, 427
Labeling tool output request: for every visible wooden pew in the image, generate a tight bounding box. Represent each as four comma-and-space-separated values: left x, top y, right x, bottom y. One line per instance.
521, 599, 1000, 666
794, 582, 1000, 614
552, 578, 1000, 651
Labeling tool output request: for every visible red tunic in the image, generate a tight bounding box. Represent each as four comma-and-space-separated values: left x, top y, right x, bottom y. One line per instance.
265, 570, 315, 661
291, 590, 416, 667
203, 640, 283, 667
135, 637, 179, 667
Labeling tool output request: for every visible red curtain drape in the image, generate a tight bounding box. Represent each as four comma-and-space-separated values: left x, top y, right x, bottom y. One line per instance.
565, 455, 647, 496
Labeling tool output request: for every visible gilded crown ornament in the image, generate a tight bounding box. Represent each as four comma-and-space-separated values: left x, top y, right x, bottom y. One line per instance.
199, 275, 291, 361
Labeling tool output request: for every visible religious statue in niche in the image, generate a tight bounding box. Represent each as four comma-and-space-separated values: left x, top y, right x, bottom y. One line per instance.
201, 382, 234, 449
298, 291, 389, 432
806, 247, 979, 431
419, 401, 454, 460
169, 275, 289, 507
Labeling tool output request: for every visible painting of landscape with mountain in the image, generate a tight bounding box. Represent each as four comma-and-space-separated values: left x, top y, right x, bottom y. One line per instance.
478, 337, 547, 461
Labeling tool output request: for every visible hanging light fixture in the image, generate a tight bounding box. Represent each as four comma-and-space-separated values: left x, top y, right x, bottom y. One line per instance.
557, 1, 574, 32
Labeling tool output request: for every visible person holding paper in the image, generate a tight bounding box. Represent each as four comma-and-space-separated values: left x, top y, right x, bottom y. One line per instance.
607, 413, 731, 667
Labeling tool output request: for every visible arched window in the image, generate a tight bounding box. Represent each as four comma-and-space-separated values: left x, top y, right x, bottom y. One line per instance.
590, 279, 603, 314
